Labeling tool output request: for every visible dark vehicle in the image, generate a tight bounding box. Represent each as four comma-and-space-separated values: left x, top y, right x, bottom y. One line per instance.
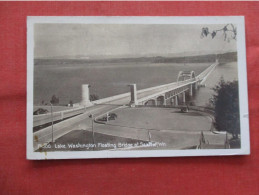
109, 113, 118, 120
33, 108, 49, 115
180, 106, 189, 113
99, 113, 118, 121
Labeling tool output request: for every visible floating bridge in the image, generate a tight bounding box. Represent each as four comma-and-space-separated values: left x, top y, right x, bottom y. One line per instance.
33, 60, 218, 128
129, 61, 218, 107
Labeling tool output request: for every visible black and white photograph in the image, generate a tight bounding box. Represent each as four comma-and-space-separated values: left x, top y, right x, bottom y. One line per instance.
27, 16, 250, 159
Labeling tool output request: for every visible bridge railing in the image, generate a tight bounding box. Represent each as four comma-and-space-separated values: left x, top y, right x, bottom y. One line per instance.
136, 64, 219, 104
137, 80, 195, 103
92, 92, 130, 105
197, 62, 218, 80
33, 107, 86, 127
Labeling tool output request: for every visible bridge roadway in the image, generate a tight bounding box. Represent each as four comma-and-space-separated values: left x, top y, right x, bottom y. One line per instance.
33, 62, 218, 151
34, 82, 186, 150
102, 79, 194, 105
33, 80, 194, 151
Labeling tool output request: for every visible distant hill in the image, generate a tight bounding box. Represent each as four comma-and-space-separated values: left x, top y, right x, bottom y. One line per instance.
34, 52, 237, 66
152, 52, 237, 63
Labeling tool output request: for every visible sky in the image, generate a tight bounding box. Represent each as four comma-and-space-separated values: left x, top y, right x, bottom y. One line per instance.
34, 23, 237, 59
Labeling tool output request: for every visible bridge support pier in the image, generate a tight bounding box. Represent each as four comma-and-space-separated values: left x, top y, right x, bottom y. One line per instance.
163, 96, 166, 106
170, 98, 174, 106
189, 84, 193, 96
195, 82, 198, 90
174, 96, 178, 106
129, 84, 138, 107
154, 99, 157, 106
182, 92, 186, 104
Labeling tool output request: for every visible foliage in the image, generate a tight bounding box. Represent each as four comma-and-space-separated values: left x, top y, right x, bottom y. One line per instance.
90, 94, 99, 101
69, 100, 73, 107
212, 78, 240, 138
50, 95, 59, 105
201, 24, 237, 42
33, 108, 48, 115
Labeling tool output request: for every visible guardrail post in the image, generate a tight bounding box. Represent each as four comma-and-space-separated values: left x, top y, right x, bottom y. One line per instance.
60, 112, 64, 120
106, 113, 109, 122
148, 130, 151, 142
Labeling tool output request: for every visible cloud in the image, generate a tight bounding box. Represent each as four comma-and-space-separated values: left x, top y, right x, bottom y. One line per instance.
34, 23, 237, 58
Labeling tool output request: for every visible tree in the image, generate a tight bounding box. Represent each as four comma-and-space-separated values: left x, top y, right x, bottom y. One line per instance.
212, 78, 240, 139
90, 94, 99, 101
33, 108, 48, 115
201, 24, 237, 42
50, 95, 59, 105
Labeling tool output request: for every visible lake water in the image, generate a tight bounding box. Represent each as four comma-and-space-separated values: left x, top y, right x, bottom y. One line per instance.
193, 62, 238, 106
34, 61, 238, 106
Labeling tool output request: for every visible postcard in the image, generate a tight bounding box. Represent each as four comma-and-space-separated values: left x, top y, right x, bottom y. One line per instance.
27, 16, 250, 159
